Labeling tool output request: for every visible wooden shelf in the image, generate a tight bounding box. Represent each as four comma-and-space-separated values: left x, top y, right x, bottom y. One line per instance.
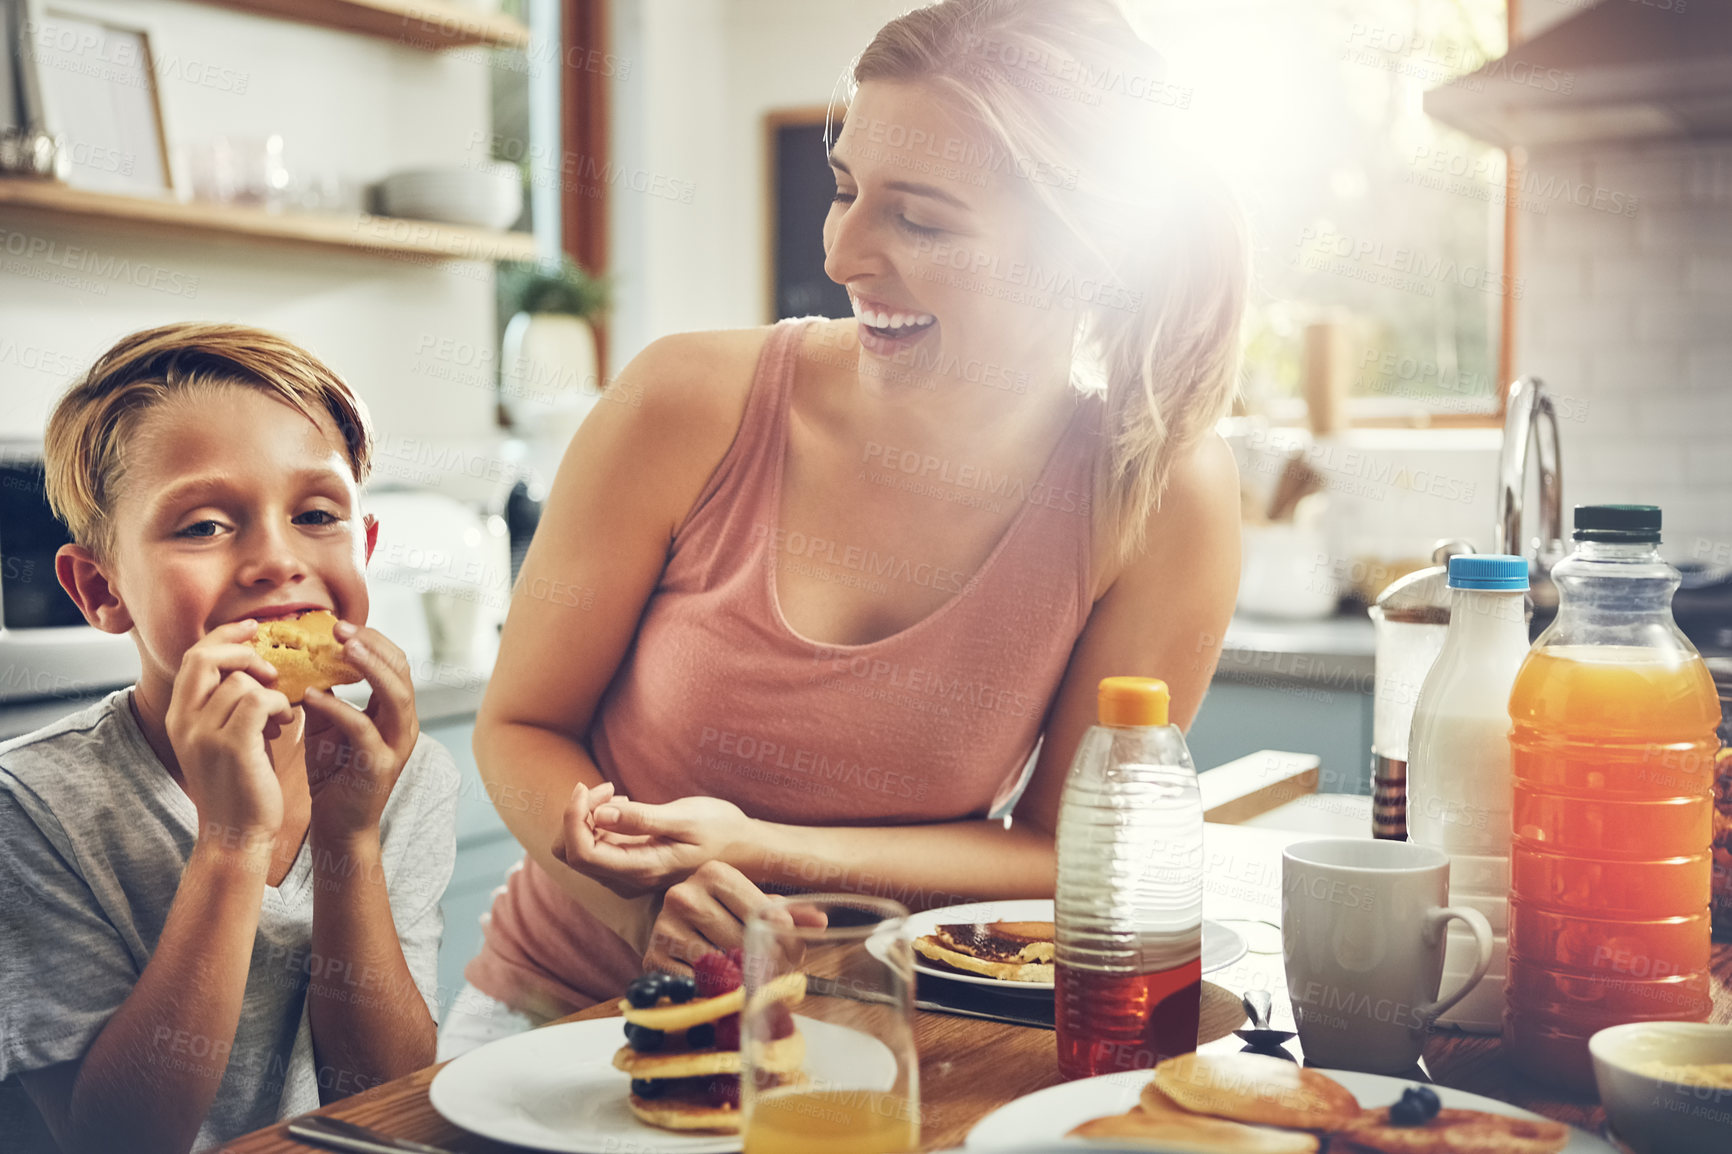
0, 179, 537, 263
185, 0, 531, 52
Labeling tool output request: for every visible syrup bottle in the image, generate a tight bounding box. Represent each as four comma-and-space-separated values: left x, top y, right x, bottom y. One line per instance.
1054, 677, 1202, 1080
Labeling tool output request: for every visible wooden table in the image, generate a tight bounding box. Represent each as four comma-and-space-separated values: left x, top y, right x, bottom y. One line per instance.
223, 805, 1732, 1152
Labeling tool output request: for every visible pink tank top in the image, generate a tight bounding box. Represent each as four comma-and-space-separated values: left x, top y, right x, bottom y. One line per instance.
467, 318, 1102, 1014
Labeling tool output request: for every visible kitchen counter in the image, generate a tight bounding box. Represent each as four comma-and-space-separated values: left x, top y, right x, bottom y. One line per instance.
0, 677, 488, 744
1, 617, 1375, 743
1216, 610, 1375, 689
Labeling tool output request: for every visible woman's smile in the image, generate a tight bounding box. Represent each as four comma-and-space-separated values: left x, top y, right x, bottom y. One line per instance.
849, 289, 938, 357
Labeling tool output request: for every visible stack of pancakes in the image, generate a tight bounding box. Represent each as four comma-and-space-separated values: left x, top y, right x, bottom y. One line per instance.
913, 919, 1054, 982
1069, 1053, 1570, 1153
613, 972, 807, 1132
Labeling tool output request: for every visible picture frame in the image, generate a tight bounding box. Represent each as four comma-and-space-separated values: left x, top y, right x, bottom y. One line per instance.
26, 0, 173, 195
764, 105, 850, 324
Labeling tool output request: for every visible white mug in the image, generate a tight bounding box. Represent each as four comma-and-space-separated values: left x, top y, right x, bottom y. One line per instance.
1282, 838, 1493, 1074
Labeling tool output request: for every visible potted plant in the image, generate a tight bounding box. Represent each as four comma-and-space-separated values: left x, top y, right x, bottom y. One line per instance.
496, 257, 612, 438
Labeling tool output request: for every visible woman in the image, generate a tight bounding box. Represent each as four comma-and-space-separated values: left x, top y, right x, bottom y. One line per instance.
440, 0, 1246, 1056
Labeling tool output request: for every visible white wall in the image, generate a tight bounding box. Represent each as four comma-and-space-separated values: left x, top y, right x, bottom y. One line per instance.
0, 0, 497, 447
605, 0, 910, 370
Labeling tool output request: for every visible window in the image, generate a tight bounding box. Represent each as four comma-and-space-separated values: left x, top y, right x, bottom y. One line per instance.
1131, 0, 1510, 424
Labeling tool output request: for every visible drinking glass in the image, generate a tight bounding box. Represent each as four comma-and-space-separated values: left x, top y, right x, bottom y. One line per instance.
741, 894, 919, 1154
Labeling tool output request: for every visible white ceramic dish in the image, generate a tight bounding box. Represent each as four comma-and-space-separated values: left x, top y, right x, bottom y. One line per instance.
964, 1067, 1617, 1151
1590, 1020, 1732, 1154
892, 900, 1247, 995
380, 163, 521, 229
429, 1014, 894, 1153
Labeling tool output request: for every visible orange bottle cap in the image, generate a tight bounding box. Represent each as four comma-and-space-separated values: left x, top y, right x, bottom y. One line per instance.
1098, 677, 1169, 727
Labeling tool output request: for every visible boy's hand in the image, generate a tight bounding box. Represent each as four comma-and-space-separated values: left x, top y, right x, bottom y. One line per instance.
166, 619, 295, 846
301, 621, 419, 845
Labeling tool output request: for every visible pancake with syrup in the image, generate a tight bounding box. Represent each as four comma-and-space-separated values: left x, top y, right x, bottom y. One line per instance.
914, 919, 1054, 982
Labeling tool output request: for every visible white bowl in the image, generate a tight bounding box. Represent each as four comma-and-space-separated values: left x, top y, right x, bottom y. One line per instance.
379, 163, 521, 230
1589, 1020, 1732, 1154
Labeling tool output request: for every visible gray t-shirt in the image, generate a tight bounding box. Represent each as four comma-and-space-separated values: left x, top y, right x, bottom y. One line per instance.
0, 688, 458, 1152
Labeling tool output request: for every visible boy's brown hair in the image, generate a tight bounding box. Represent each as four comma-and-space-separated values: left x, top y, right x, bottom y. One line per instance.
44, 323, 374, 560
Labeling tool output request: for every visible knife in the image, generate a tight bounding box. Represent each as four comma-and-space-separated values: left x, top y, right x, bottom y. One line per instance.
286, 1115, 458, 1154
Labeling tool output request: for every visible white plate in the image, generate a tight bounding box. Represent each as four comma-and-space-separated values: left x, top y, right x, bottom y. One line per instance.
894, 901, 1248, 995
430, 1014, 895, 1153
964, 1067, 1617, 1151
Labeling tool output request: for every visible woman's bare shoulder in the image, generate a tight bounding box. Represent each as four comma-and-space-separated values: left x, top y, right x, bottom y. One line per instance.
582, 325, 788, 532
1091, 431, 1240, 597
604, 325, 786, 458
617, 325, 777, 419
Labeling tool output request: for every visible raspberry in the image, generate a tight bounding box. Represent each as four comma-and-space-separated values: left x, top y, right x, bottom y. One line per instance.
726, 947, 745, 970
713, 1012, 740, 1051
766, 1002, 795, 1040
705, 1074, 741, 1109
694, 950, 743, 998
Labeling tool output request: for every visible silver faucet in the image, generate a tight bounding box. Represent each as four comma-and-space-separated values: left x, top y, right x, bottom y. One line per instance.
1495, 376, 1565, 605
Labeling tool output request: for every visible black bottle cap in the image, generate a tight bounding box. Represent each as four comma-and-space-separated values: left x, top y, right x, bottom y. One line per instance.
1573, 504, 1662, 543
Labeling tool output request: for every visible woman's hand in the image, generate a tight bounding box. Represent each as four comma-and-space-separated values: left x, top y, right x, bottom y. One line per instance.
551, 783, 754, 898
643, 861, 828, 975
643, 861, 769, 973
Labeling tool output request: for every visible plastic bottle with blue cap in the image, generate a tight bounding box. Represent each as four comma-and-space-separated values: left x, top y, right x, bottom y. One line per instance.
1406, 553, 1531, 1033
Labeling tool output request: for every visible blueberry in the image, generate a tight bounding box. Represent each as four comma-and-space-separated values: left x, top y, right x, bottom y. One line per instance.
626, 973, 666, 1009
631, 1078, 667, 1099
625, 1023, 665, 1052
686, 1022, 716, 1049
1388, 1086, 1441, 1127
663, 974, 697, 1004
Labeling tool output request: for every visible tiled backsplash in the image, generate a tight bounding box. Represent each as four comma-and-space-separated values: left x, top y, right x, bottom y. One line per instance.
1517, 138, 1732, 563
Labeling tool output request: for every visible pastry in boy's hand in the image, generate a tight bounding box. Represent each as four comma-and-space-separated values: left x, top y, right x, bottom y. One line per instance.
251, 610, 363, 703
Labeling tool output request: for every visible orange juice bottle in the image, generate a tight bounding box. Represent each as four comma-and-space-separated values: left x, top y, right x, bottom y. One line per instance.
1505, 505, 1720, 1092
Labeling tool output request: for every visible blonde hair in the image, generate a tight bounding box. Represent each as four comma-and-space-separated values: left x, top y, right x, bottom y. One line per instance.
851, 0, 1248, 560
45, 323, 374, 559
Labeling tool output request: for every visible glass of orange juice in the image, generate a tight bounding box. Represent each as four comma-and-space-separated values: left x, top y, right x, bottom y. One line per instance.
741, 894, 919, 1154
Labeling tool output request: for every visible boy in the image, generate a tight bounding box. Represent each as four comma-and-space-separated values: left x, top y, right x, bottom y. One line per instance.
0, 323, 458, 1153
